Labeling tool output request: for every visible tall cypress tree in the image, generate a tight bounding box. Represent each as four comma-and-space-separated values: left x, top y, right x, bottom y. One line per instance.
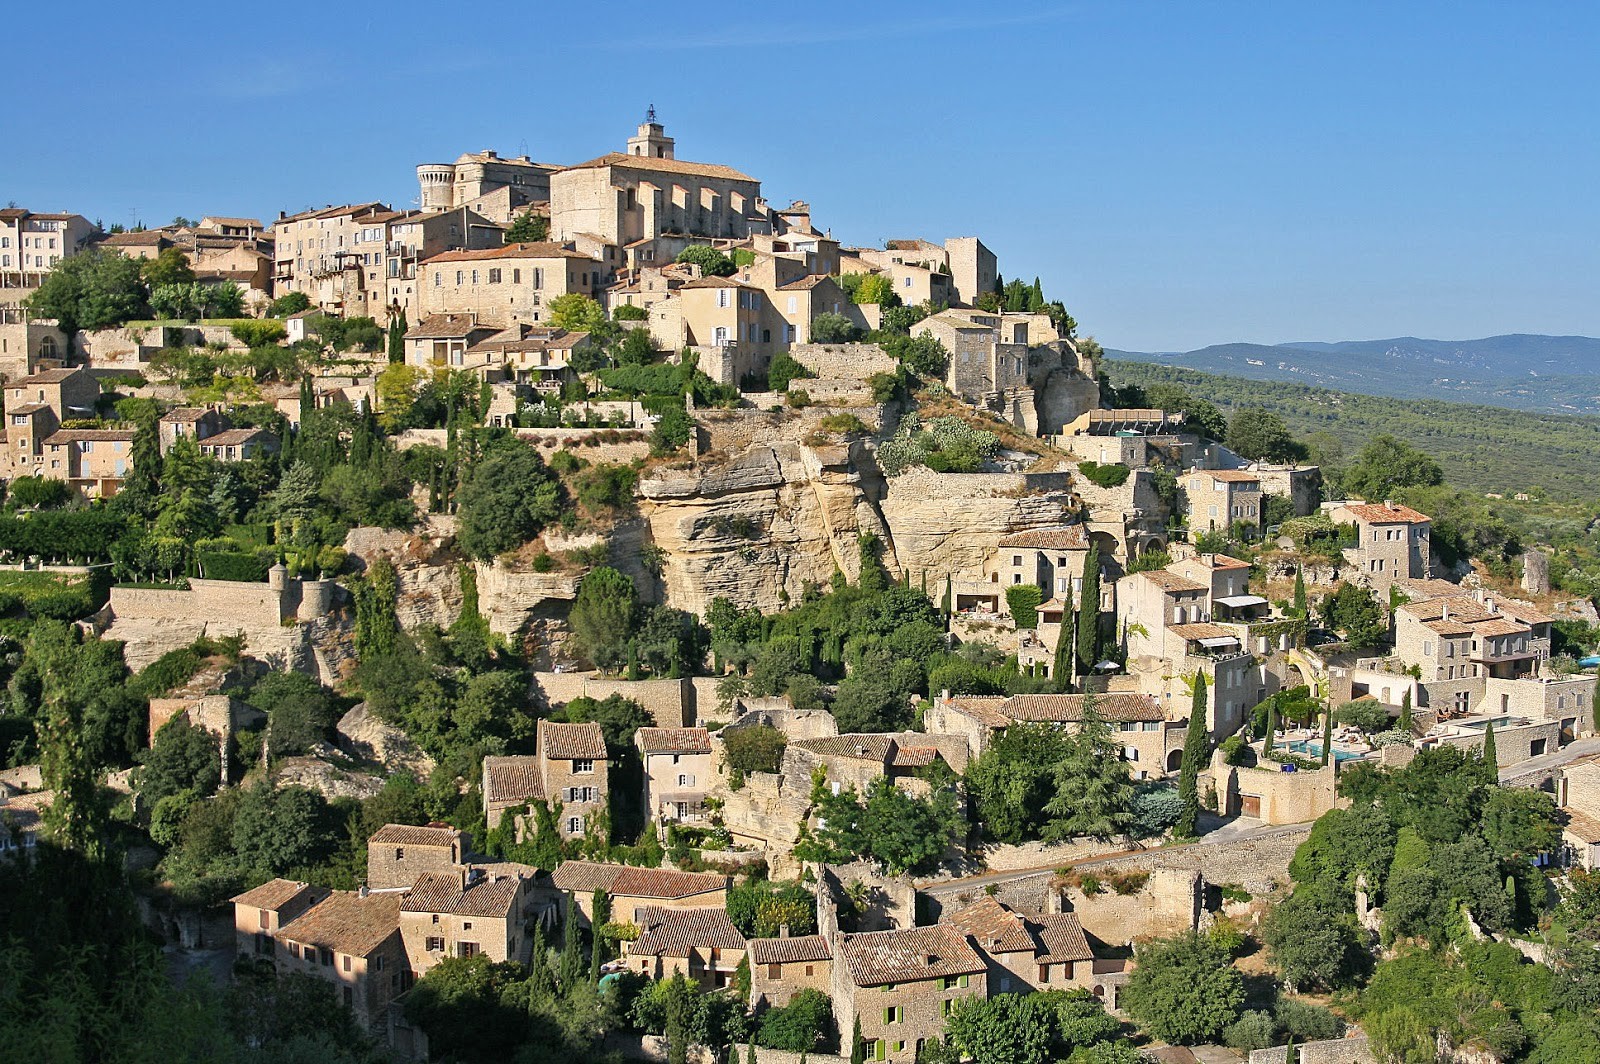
1293, 566, 1308, 617
1175, 673, 1209, 838
1481, 720, 1498, 778
1400, 688, 1414, 733
590, 888, 610, 981
1075, 545, 1102, 680
1321, 703, 1334, 767
850, 1018, 865, 1064
386, 311, 407, 363
1265, 696, 1279, 754
559, 893, 584, 989
1053, 621, 1074, 693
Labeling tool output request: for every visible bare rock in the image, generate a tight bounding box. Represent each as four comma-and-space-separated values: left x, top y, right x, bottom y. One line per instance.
335, 703, 436, 778
273, 756, 386, 801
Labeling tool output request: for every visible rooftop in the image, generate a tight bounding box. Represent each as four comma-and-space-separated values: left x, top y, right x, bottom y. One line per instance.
482, 755, 544, 806
630, 906, 746, 957
1340, 500, 1431, 524
636, 727, 713, 756
551, 860, 727, 900
369, 823, 460, 848
401, 872, 522, 918
1135, 571, 1209, 594
540, 720, 607, 761
231, 878, 316, 911
1188, 469, 1261, 484
998, 525, 1090, 550
277, 891, 401, 957
565, 152, 758, 184
424, 242, 598, 264
840, 924, 985, 987
747, 934, 832, 966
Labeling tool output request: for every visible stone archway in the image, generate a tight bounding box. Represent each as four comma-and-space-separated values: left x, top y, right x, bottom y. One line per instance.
1166, 750, 1183, 772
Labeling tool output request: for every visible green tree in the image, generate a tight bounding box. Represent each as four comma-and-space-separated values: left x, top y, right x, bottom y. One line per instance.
1226, 408, 1306, 463
675, 244, 737, 277
505, 210, 550, 243
1005, 584, 1043, 629
387, 310, 407, 363
1341, 434, 1444, 500
1043, 699, 1134, 842
26, 248, 148, 332
1293, 566, 1308, 617
1263, 880, 1367, 990
570, 567, 637, 672
548, 293, 606, 332
140, 246, 196, 287
1121, 931, 1244, 1044
139, 715, 222, 806
269, 291, 311, 317
965, 721, 1071, 844
1322, 582, 1386, 649
755, 988, 832, 1052
1075, 545, 1102, 677
945, 992, 1056, 1064
455, 440, 563, 560
1174, 673, 1209, 838
354, 556, 401, 661
810, 312, 859, 343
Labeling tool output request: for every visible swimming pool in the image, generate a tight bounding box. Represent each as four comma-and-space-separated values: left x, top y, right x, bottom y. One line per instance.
1283, 739, 1366, 764
1458, 716, 1518, 731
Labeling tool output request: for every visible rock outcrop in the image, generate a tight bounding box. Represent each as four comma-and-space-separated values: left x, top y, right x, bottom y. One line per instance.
344, 517, 465, 631
335, 703, 437, 778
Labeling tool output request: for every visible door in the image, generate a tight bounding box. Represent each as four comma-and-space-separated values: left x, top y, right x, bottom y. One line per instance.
1240, 794, 1261, 818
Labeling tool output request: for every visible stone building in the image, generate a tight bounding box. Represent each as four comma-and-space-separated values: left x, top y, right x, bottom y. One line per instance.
1329, 499, 1432, 592
832, 924, 987, 1064
39, 427, 137, 497
1181, 468, 1263, 532
625, 905, 747, 989
925, 692, 1182, 780
269, 890, 408, 1029
399, 868, 532, 975
551, 860, 730, 928
157, 407, 228, 453
1557, 754, 1600, 870
0, 208, 96, 308
635, 726, 714, 831
548, 117, 767, 245
939, 896, 1097, 996
366, 824, 467, 890
417, 150, 561, 223
230, 878, 329, 961
748, 933, 834, 1009
479, 720, 610, 842
419, 242, 607, 324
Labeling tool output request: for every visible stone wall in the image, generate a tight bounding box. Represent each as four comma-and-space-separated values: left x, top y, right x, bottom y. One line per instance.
531, 672, 693, 728
1218, 760, 1344, 825
1430, 719, 1561, 768
788, 342, 898, 382
394, 427, 651, 464
1250, 1034, 1373, 1064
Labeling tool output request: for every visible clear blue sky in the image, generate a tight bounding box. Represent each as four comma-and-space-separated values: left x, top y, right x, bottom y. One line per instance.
10, 1, 1597, 351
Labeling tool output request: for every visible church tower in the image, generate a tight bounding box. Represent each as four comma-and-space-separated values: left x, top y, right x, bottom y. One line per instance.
626, 105, 675, 159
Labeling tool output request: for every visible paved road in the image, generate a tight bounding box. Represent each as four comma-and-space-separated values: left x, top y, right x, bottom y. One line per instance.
1500, 735, 1600, 785
918, 816, 1308, 896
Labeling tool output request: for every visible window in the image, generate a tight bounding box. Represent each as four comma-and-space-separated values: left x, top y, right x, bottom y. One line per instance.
289, 942, 300, 959
567, 817, 581, 834
458, 942, 480, 958
677, 773, 695, 787
343, 987, 353, 1007
767, 963, 781, 979
463, 921, 472, 930
321, 948, 334, 966
1039, 963, 1050, 983
425, 936, 444, 952
342, 955, 351, 972
574, 758, 594, 774
374, 955, 384, 971
883, 1005, 903, 1024
488, 268, 502, 284
941, 974, 969, 989
718, 288, 731, 308
455, 270, 464, 285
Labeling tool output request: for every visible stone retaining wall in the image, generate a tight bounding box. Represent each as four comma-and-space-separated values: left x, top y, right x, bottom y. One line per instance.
1250, 1033, 1372, 1064
789, 342, 898, 382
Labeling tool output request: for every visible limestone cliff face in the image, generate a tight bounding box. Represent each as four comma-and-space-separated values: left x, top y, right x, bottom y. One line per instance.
343, 518, 464, 631
640, 441, 894, 615
640, 441, 1082, 613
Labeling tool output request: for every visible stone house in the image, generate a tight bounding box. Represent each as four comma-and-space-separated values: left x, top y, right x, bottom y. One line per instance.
0, 317, 68, 382
925, 692, 1182, 780
548, 118, 767, 245
157, 407, 228, 453
635, 726, 714, 830
785, 732, 969, 794
402, 313, 504, 371
833, 923, 987, 1064
479, 720, 610, 842
197, 427, 278, 462
367, 824, 467, 890
399, 868, 532, 975
419, 242, 606, 325
1557, 755, 1600, 870
1181, 469, 1263, 532
270, 890, 408, 1030
1329, 500, 1432, 592
417, 150, 559, 223
939, 896, 1097, 996
0, 788, 47, 861
40, 427, 137, 497
0, 209, 95, 302
625, 905, 747, 989
230, 878, 330, 961
551, 860, 730, 929
748, 933, 833, 1009
5, 366, 99, 421
464, 325, 594, 395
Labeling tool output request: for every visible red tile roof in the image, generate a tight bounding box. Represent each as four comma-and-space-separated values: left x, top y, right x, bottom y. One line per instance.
747, 935, 832, 966
942, 896, 1035, 953
231, 878, 316, 911
541, 720, 607, 761
565, 152, 757, 183
636, 727, 713, 755
369, 824, 460, 848
483, 755, 545, 805
998, 525, 1090, 550
551, 860, 727, 900
277, 891, 401, 957
1341, 501, 1430, 524
630, 905, 746, 957
401, 872, 522, 918
424, 242, 598, 264
840, 924, 985, 987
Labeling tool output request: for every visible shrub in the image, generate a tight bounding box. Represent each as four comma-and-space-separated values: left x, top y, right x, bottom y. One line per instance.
787, 389, 811, 409
767, 353, 814, 394
6, 476, 72, 510
1108, 870, 1149, 895
27, 590, 95, 620
230, 319, 287, 347
1077, 873, 1103, 896
1219, 734, 1249, 765
1335, 700, 1392, 733
1005, 584, 1043, 629
723, 725, 787, 781
530, 553, 555, 573
1078, 461, 1131, 488
810, 312, 859, 343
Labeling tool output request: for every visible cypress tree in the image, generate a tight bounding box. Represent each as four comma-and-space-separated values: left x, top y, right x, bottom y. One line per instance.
728, 1047, 741, 1064
1400, 688, 1414, 733
1481, 720, 1498, 776
851, 1018, 866, 1064
590, 888, 610, 981
1321, 703, 1334, 767
1053, 623, 1074, 692
941, 574, 953, 619
1075, 545, 1102, 679
1265, 697, 1279, 754
1293, 566, 1308, 617
387, 311, 407, 363
298, 372, 314, 427
1175, 673, 1208, 838
559, 893, 584, 989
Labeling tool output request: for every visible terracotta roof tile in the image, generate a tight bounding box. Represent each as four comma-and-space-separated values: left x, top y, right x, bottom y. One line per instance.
747, 935, 832, 966
793, 735, 896, 762
636, 727, 712, 755
1341, 501, 1430, 524
200, 428, 273, 448
1488, 599, 1555, 626
404, 313, 501, 340
1136, 571, 1209, 594
1033, 912, 1094, 962
13, 368, 84, 385
401, 872, 522, 918
424, 242, 598, 264
541, 720, 606, 761
551, 860, 727, 900
565, 152, 757, 183
277, 891, 401, 957
964, 692, 1164, 724
44, 429, 136, 444
841, 924, 985, 987
369, 824, 460, 848
942, 896, 1034, 953
629, 906, 746, 957
231, 878, 316, 911
483, 755, 544, 805
1168, 622, 1240, 642
998, 525, 1090, 550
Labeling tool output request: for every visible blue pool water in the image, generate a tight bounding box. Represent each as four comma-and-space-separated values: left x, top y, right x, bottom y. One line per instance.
1580, 655, 1600, 668
1283, 739, 1366, 764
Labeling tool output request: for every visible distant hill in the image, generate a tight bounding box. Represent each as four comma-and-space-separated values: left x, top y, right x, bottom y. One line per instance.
1105, 334, 1600, 415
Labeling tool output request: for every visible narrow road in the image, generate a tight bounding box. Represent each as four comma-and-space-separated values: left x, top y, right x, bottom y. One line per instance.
1500, 735, 1600, 785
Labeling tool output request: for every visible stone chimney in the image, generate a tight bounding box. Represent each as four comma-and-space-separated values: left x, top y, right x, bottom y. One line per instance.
778, 923, 790, 939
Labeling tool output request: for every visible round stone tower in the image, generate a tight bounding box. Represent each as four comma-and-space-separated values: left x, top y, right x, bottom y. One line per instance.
417, 163, 455, 211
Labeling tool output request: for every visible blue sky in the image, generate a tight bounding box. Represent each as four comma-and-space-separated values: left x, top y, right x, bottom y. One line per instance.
9, 1, 1597, 350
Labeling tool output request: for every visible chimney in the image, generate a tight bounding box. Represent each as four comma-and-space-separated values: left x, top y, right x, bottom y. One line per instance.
1384, 499, 1396, 510
278, 210, 286, 220
1442, 604, 1450, 622
778, 923, 790, 939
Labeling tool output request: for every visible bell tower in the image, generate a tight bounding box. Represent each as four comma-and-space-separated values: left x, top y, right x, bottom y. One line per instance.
626, 105, 675, 159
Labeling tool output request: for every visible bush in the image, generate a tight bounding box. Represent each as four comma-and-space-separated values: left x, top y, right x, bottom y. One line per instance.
27, 590, 95, 620
1223, 1010, 1278, 1052
818, 413, 868, 434
230, 319, 287, 347
1219, 734, 1250, 765
723, 724, 787, 781
1335, 700, 1392, 733
6, 476, 72, 510
755, 987, 832, 1052
1078, 461, 1131, 488
767, 353, 814, 394
810, 312, 859, 344
787, 389, 811, 409
1005, 584, 1043, 629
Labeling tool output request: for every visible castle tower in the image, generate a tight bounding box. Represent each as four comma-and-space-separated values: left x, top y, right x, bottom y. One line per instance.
626, 105, 675, 159
417, 163, 455, 211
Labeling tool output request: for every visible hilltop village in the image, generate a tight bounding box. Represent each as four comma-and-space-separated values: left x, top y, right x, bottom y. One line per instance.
3, 116, 1600, 1064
